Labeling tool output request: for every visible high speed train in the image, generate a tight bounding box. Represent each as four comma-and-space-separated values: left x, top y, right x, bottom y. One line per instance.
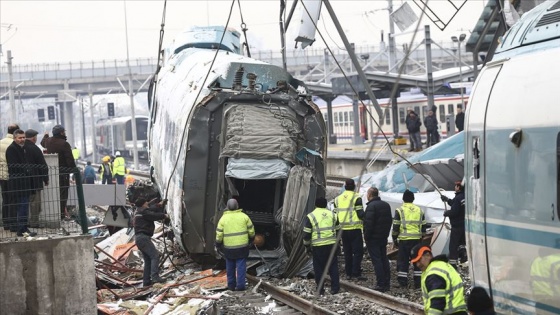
465, 1, 560, 313
96, 115, 149, 159
147, 26, 326, 274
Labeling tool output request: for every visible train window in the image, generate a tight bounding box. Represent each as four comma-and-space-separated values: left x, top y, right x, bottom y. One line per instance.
399, 108, 405, 124
348, 111, 353, 124
344, 112, 349, 126
334, 112, 339, 126
385, 110, 391, 125
422, 106, 428, 120
473, 137, 480, 179
448, 104, 454, 116
414, 106, 420, 116
439, 105, 445, 123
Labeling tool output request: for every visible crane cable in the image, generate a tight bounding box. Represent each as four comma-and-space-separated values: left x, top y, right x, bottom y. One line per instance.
237, 0, 251, 58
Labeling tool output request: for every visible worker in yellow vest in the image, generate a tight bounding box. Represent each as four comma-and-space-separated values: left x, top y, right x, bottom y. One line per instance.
112, 151, 126, 185
215, 199, 255, 291
410, 244, 467, 315
334, 178, 366, 281
303, 197, 340, 295
72, 147, 80, 161
98, 156, 113, 184
392, 190, 427, 288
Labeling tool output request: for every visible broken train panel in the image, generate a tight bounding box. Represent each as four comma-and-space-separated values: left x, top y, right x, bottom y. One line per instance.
149, 26, 327, 268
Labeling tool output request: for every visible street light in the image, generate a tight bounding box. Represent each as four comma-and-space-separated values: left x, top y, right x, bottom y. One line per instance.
452, 34, 467, 108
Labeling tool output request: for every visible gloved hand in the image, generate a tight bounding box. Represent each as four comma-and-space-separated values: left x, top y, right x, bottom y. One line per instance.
441, 195, 449, 202
249, 238, 255, 248
214, 243, 224, 257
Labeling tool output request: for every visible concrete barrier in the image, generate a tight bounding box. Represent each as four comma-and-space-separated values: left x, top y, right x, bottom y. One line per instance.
0, 235, 96, 315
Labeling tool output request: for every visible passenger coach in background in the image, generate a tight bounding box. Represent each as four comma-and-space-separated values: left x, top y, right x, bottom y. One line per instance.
96, 116, 149, 159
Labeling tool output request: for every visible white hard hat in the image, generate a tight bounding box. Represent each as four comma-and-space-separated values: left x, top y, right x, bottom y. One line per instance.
115, 151, 121, 156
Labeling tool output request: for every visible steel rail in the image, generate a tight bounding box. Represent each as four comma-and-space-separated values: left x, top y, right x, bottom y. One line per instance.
246, 275, 338, 315
332, 279, 424, 315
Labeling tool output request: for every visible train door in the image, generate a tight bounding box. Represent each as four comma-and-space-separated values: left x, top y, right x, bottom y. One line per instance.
465, 64, 502, 294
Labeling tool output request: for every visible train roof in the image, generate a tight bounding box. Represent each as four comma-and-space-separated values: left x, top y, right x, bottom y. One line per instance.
496, 0, 560, 57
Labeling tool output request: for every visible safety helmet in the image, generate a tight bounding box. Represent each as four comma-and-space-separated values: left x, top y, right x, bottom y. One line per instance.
115, 151, 121, 156
102, 156, 111, 162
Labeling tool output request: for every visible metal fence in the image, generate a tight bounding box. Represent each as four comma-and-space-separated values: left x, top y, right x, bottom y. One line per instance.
0, 164, 87, 240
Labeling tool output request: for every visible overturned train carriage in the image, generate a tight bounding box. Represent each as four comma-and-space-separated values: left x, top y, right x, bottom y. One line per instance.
148, 26, 326, 276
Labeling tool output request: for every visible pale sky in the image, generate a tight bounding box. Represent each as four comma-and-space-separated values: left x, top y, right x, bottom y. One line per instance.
0, 0, 488, 65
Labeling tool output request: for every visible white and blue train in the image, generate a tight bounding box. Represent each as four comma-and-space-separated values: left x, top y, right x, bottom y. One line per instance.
147, 26, 327, 274
465, 1, 560, 313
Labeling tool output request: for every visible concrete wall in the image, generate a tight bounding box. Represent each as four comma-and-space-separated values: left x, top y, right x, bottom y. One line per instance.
0, 236, 96, 315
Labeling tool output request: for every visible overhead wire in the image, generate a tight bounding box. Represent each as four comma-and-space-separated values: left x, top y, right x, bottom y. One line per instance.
237, 0, 251, 57
300, 0, 449, 299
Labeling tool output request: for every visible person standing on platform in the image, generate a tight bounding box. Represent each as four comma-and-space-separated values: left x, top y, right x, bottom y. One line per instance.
424, 110, 439, 147
112, 151, 126, 185
303, 197, 341, 295
363, 187, 393, 292
98, 156, 113, 184
215, 199, 255, 291
334, 178, 366, 281
392, 189, 427, 288
41, 125, 76, 220
6, 129, 37, 237
405, 108, 416, 151
133, 198, 169, 287
83, 161, 96, 184
0, 123, 19, 231
455, 108, 465, 132
406, 113, 422, 152
441, 180, 467, 269
23, 129, 49, 228
410, 244, 468, 315
72, 147, 80, 162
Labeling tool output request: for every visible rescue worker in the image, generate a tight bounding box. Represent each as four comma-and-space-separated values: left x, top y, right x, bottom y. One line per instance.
112, 151, 126, 185
334, 178, 366, 281
392, 189, 427, 288
441, 180, 467, 269
98, 156, 113, 184
133, 198, 169, 287
215, 199, 255, 291
72, 147, 80, 162
530, 243, 560, 313
125, 169, 135, 187
410, 244, 467, 315
303, 197, 341, 295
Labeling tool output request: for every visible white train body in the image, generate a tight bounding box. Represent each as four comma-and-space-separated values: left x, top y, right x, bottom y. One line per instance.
465, 1, 560, 313
148, 26, 326, 270
316, 94, 468, 143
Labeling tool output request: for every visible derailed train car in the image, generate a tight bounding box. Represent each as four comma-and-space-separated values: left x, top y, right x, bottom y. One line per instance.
148, 26, 326, 275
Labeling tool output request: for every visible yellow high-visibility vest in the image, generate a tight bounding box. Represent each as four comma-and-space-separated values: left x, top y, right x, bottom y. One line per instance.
334, 190, 363, 230
421, 260, 467, 314
303, 207, 339, 247
215, 209, 255, 249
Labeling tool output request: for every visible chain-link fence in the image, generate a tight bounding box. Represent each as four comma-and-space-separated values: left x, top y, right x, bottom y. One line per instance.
0, 163, 87, 240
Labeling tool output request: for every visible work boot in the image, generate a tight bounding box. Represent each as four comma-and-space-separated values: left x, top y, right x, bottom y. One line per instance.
151, 276, 166, 284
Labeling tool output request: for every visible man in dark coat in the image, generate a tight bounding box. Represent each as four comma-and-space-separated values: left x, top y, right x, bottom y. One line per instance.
424, 110, 439, 147
133, 198, 169, 286
363, 187, 393, 292
41, 125, 76, 219
441, 180, 466, 269
406, 113, 422, 152
455, 108, 465, 132
24, 129, 49, 228
6, 129, 37, 236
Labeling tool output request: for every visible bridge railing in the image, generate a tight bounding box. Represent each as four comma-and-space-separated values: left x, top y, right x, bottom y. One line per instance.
3, 58, 157, 81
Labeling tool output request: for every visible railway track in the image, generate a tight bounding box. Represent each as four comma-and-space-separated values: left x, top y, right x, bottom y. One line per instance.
245, 274, 424, 315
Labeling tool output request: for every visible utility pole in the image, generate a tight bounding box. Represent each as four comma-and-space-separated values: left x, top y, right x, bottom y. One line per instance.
89, 86, 96, 163
80, 97, 87, 159
388, 0, 397, 71
124, 1, 139, 170
6, 50, 16, 122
